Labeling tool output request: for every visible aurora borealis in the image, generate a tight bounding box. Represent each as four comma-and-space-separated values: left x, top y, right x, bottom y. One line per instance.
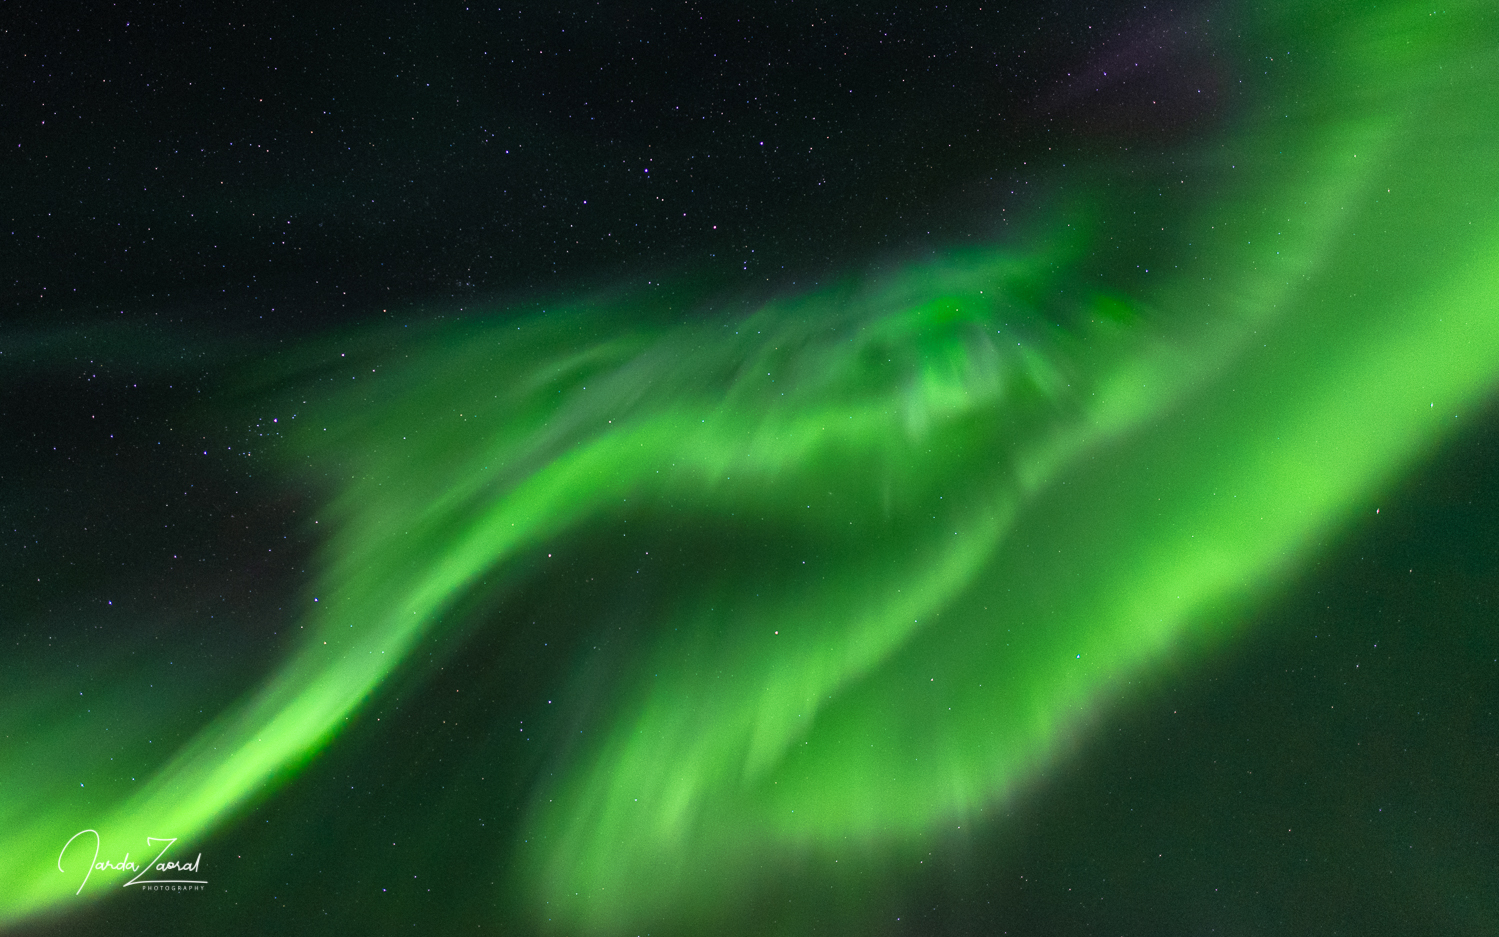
6, 1, 1499, 934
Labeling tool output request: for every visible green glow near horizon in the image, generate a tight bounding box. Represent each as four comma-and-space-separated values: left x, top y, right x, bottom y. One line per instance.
4, 1, 1498, 931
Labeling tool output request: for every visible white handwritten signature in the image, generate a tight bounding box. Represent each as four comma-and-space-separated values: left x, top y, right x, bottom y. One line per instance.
59, 830, 206, 895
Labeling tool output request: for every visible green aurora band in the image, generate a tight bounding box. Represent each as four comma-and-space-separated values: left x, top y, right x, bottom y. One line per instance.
6, 1, 1499, 931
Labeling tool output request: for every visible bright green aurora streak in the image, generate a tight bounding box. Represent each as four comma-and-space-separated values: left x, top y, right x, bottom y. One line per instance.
6, 1, 1499, 932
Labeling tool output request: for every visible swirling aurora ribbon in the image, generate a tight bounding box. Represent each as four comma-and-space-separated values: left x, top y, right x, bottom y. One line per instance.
5, 1, 1499, 931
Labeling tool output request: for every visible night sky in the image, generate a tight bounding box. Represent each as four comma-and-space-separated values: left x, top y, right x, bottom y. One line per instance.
9, 1, 1224, 323
5, 2, 1499, 935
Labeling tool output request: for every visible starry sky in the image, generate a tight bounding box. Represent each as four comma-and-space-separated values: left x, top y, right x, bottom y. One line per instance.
5, 2, 1499, 936
8, 0, 1225, 324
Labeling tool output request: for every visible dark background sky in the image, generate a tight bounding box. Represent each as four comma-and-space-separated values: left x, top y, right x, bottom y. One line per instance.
5, 0, 1227, 334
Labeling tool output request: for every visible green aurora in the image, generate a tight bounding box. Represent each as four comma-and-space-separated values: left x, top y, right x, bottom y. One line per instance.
7, 1, 1499, 932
